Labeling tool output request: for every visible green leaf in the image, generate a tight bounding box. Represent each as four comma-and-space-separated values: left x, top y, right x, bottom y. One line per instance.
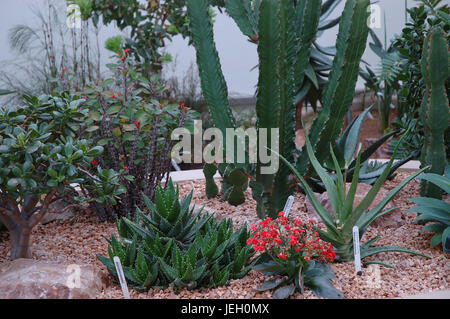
256, 278, 285, 292
303, 261, 343, 299
272, 284, 295, 299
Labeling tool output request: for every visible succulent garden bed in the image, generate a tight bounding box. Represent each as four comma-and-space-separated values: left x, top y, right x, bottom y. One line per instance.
0, 173, 447, 299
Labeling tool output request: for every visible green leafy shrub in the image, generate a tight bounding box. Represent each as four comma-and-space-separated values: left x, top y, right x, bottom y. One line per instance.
97, 179, 253, 292
80, 49, 198, 219
0, 92, 111, 259
250, 214, 342, 299
276, 130, 430, 267
408, 166, 450, 251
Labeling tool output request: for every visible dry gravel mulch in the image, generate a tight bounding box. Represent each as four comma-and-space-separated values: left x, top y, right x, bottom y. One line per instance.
0, 172, 448, 299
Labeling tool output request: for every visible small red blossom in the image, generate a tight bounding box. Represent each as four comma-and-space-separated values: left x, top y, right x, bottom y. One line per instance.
123, 166, 129, 172
277, 253, 286, 260
135, 120, 140, 128
91, 160, 98, 166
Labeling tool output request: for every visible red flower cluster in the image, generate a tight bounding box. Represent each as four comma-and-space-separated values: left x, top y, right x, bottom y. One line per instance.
247, 212, 336, 264
118, 49, 130, 62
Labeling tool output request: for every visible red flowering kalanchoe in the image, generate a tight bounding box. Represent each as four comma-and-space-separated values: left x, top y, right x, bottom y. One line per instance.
247, 212, 336, 266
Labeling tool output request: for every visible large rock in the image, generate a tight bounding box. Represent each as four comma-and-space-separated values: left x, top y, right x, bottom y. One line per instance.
40, 199, 78, 225
0, 259, 106, 299
304, 183, 403, 228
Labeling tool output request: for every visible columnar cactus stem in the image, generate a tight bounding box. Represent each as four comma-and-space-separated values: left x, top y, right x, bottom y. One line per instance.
419, 26, 450, 199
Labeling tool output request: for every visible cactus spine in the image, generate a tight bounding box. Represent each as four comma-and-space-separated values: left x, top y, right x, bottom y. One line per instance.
419, 26, 450, 199
187, 0, 370, 218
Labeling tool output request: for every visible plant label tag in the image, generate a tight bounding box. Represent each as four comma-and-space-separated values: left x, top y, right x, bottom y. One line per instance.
113, 256, 130, 299
283, 196, 294, 218
352, 226, 362, 275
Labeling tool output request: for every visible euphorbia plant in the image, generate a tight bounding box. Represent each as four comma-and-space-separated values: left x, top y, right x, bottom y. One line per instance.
81, 48, 198, 219
250, 213, 343, 299
276, 129, 431, 267
0, 93, 109, 259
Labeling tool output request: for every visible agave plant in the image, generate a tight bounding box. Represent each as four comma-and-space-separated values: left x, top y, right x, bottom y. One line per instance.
276, 131, 430, 267
307, 106, 414, 191
408, 166, 450, 251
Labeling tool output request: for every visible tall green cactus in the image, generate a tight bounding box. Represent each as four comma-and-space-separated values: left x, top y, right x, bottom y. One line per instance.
419, 26, 450, 199
296, 0, 370, 175
186, 0, 370, 218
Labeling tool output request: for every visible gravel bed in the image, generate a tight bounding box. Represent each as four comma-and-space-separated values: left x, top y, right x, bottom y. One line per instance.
0, 172, 448, 299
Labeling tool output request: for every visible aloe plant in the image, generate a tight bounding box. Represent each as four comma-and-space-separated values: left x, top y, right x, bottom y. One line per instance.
187, 0, 371, 219
97, 179, 253, 291
408, 166, 450, 251
419, 26, 449, 199
276, 131, 431, 267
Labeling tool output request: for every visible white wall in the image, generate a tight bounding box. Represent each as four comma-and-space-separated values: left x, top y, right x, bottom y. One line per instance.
0, 0, 422, 97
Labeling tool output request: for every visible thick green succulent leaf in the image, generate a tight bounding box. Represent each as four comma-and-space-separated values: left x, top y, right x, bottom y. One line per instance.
272, 284, 296, 299
360, 245, 430, 260
303, 261, 343, 299
418, 173, 450, 195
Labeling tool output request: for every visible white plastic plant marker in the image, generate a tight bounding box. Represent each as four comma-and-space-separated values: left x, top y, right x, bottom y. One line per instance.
352, 226, 362, 275
113, 256, 131, 299
283, 195, 295, 218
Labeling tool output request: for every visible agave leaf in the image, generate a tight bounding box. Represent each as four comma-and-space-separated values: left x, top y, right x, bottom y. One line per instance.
360, 245, 430, 260
341, 148, 361, 221
418, 174, 450, 194
441, 227, 450, 248
421, 223, 447, 234
406, 206, 450, 223
362, 260, 395, 269
358, 167, 428, 231
274, 147, 339, 236
409, 197, 450, 212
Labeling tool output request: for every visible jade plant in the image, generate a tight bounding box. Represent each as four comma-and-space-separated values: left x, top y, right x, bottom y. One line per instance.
276, 130, 430, 267
408, 166, 450, 251
0, 93, 109, 259
97, 179, 253, 291
419, 26, 449, 199
187, 0, 371, 218
250, 214, 342, 299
